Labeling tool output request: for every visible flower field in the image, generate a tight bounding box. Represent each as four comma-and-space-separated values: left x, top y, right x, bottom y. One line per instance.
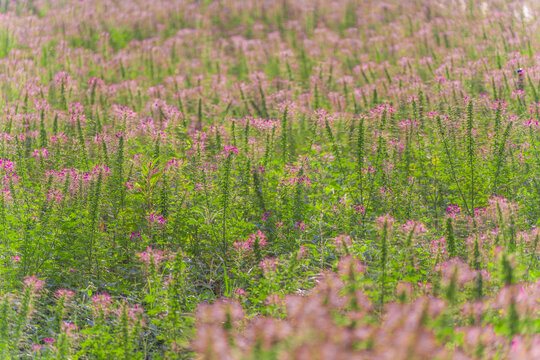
0, 0, 539, 358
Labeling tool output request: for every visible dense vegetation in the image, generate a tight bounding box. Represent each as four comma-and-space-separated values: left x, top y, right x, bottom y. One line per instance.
0, 0, 538, 358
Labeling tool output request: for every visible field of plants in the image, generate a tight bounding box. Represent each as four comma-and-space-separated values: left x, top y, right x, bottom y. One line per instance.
0, 0, 538, 358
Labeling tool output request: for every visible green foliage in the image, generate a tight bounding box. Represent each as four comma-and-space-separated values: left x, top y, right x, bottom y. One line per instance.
0, 0, 538, 358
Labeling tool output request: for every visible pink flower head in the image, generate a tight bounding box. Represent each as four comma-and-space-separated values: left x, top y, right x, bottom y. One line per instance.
91, 293, 112, 315
259, 257, 278, 274
474, 207, 487, 218
147, 212, 166, 226
68, 102, 84, 115
234, 230, 268, 252
32, 148, 48, 159
401, 220, 426, 237
523, 117, 539, 127
61, 322, 79, 337
353, 204, 365, 214
250, 230, 268, 247
375, 214, 395, 230
446, 204, 461, 217
430, 237, 447, 256
125, 304, 145, 325
24, 276, 45, 292
297, 245, 308, 259
233, 239, 251, 251
136, 247, 169, 268
47, 189, 64, 203
166, 158, 184, 169
55, 289, 75, 302
334, 234, 352, 249
295, 222, 307, 231
222, 145, 239, 156
0, 159, 14, 173
11, 255, 20, 262
43, 338, 54, 345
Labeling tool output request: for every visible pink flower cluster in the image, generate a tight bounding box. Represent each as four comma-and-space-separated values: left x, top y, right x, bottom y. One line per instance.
136, 247, 172, 268
222, 145, 239, 156
23, 275, 45, 292
147, 212, 167, 226
234, 230, 268, 251
31, 148, 48, 159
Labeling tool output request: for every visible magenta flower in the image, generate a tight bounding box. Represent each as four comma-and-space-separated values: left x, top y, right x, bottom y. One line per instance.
233, 230, 268, 252
354, 204, 365, 215
147, 212, 167, 226
445, 205, 461, 217
32, 148, 48, 159
222, 145, 239, 156
295, 222, 307, 231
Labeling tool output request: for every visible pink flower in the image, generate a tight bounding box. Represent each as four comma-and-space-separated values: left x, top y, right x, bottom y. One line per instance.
222, 145, 239, 156
136, 247, 170, 267
401, 220, 426, 236
523, 117, 539, 127
362, 165, 376, 174
297, 245, 308, 259
61, 322, 78, 337
55, 289, 75, 302
295, 222, 307, 231
91, 293, 112, 315
166, 158, 183, 169
32, 148, 48, 159
375, 214, 395, 230
430, 237, 447, 256
147, 212, 166, 226
334, 234, 352, 249
47, 189, 64, 203
43, 338, 54, 345
474, 207, 487, 217
354, 204, 365, 214
24, 276, 45, 292
446, 204, 461, 216
0, 159, 14, 173
127, 304, 145, 324
234, 231, 268, 252
11, 255, 20, 262
259, 257, 278, 274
